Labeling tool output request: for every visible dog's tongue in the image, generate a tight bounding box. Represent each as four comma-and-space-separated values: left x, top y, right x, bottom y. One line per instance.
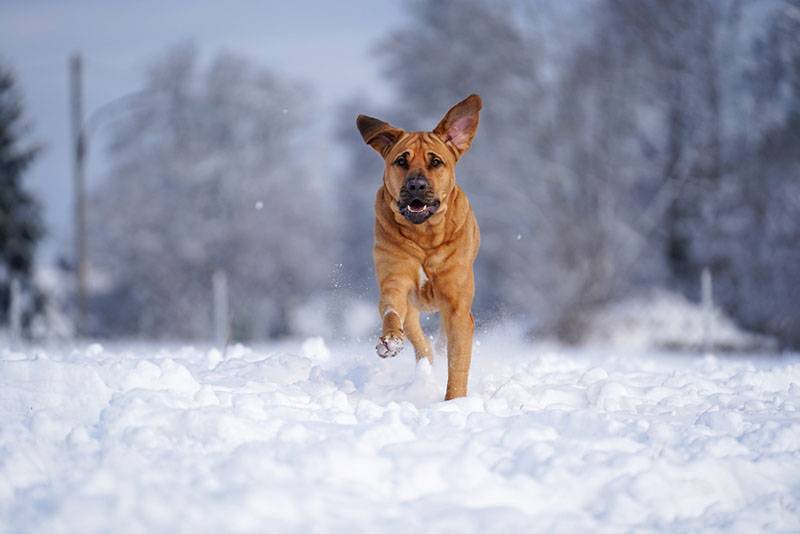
408, 199, 427, 213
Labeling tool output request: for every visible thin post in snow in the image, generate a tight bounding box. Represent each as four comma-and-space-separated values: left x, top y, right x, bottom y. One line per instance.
212, 270, 229, 350
701, 267, 713, 354
70, 53, 89, 337
9, 277, 22, 345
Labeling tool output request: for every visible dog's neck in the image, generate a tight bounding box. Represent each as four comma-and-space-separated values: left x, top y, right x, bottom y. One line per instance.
379, 185, 470, 251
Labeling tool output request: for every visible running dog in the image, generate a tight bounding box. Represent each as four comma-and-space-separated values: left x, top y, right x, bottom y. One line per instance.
356, 94, 481, 400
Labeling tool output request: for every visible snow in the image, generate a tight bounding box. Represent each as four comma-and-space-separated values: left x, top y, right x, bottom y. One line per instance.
581, 289, 777, 352
1, 333, 799, 532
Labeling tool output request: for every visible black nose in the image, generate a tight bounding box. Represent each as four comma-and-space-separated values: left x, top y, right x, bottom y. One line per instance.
405, 175, 429, 193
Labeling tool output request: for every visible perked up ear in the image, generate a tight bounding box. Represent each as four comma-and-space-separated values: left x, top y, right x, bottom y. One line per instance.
356, 115, 404, 157
433, 94, 482, 157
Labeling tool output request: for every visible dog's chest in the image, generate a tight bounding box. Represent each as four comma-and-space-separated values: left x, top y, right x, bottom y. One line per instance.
421, 243, 456, 277
399, 225, 445, 250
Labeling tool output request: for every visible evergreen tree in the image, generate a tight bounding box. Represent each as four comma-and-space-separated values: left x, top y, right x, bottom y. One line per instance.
0, 63, 44, 327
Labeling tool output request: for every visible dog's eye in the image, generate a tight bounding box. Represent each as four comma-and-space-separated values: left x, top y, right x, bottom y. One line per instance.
430, 156, 443, 168
394, 155, 408, 167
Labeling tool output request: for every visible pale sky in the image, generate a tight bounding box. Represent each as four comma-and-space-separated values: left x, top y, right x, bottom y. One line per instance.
0, 0, 402, 262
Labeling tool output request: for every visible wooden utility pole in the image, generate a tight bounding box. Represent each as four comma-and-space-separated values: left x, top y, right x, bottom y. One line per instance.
70, 54, 88, 336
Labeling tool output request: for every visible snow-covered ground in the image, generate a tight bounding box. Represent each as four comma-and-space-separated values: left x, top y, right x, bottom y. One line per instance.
1, 330, 799, 533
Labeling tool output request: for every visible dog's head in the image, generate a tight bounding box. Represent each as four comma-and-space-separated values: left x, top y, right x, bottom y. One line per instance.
356, 95, 482, 225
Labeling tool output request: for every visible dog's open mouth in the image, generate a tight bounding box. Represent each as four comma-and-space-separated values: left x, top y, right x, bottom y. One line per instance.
407, 199, 427, 213
398, 197, 441, 224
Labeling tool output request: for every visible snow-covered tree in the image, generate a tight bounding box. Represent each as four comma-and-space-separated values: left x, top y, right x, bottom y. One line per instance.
604, 0, 800, 347
702, 1, 800, 347
339, 0, 800, 347
90, 45, 335, 339
358, 0, 668, 338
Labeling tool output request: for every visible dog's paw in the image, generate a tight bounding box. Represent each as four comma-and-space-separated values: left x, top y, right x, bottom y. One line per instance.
376, 335, 404, 358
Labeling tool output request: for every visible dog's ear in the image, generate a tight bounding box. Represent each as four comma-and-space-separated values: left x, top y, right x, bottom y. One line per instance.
433, 94, 482, 157
357, 115, 403, 156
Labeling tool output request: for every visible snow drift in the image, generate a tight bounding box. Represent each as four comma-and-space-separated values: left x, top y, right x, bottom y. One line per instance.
0, 335, 798, 532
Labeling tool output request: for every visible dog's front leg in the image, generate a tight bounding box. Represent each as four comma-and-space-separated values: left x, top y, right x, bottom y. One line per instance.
375, 273, 415, 359
437, 272, 475, 400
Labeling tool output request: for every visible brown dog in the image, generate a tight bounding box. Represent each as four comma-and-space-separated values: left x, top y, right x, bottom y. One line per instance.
356, 95, 482, 400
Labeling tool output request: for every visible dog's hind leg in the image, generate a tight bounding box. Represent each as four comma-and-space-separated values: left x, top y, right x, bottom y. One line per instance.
405, 304, 432, 363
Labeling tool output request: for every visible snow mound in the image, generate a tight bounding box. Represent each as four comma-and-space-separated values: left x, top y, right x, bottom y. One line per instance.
0, 353, 112, 427
581, 289, 777, 352
0, 337, 798, 532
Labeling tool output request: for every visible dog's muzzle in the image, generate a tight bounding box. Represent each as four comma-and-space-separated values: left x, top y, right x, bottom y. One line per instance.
398, 175, 440, 224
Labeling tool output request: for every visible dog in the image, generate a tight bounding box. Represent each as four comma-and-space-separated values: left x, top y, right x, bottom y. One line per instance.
356, 94, 482, 400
